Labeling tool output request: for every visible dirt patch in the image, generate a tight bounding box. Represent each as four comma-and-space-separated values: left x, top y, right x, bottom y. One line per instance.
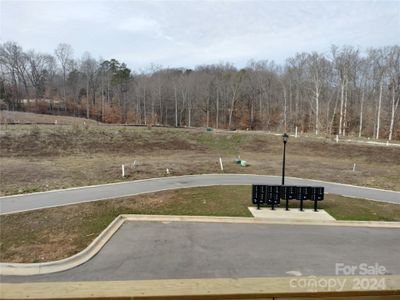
0, 127, 206, 157
243, 135, 400, 164
6, 232, 80, 263
1, 126, 399, 195
0, 110, 97, 125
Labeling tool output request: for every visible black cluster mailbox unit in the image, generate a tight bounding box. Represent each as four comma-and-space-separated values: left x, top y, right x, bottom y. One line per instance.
251, 185, 281, 210
252, 185, 324, 212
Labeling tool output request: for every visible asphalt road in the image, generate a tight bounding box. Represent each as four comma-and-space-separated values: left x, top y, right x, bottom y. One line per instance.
2, 221, 399, 282
1, 174, 399, 215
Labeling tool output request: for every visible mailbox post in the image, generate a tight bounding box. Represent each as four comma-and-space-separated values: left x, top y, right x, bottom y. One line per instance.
295, 186, 309, 211
281, 133, 289, 185
280, 185, 295, 211
311, 187, 324, 212
252, 185, 267, 210
285, 193, 289, 211
267, 186, 280, 210
314, 198, 318, 211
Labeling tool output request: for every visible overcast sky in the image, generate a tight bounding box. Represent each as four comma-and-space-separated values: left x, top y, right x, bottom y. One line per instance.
1, 0, 399, 70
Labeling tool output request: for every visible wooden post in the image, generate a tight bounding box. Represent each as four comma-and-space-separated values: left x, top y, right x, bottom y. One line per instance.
122, 164, 125, 177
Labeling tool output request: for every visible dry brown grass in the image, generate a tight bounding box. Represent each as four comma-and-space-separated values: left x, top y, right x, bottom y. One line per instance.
0, 110, 98, 125
0, 125, 399, 196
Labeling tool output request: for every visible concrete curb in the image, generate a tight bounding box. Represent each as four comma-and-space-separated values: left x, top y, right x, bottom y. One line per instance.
1, 214, 400, 276
0, 215, 125, 276
122, 214, 400, 228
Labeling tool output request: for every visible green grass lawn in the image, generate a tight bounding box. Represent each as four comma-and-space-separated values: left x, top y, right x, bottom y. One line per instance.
1, 185, 399, 263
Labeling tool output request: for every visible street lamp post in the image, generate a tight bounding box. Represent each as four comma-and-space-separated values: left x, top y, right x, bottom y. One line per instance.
281, 133, 289, 185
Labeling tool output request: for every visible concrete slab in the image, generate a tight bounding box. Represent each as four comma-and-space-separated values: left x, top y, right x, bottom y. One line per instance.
248, 207, 336, 221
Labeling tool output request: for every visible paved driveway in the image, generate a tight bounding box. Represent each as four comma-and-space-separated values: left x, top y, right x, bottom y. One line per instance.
1, 174, 399, 215
2, 221, 399, 282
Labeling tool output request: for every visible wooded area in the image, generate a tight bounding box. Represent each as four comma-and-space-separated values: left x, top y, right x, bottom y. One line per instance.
0, 41, 399, 140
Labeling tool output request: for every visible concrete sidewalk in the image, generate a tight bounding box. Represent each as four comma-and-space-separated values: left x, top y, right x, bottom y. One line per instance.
248, 207, 336, 221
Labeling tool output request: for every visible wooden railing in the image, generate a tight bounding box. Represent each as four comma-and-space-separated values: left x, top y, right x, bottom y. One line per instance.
1, 276, 400, 299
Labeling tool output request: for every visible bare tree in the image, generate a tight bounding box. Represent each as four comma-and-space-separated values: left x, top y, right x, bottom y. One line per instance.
26, 51, 54, 99
369, 48, 388, 140
387, 46, 400, 141
304, 53, 331, 135
355, 57, 370, 137
331, 46, 359, 136
80, 52, 98, 119
227, 69, 244, 129
55, 43, 73, 108
0, 42, 30, 102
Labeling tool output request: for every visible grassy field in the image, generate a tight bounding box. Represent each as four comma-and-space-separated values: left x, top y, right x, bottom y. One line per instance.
1, 185, 400, 263
1, 114, 399, 262
0, 124, 400, 196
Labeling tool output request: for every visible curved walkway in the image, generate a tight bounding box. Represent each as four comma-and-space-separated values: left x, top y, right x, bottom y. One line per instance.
1, 174, 399, 215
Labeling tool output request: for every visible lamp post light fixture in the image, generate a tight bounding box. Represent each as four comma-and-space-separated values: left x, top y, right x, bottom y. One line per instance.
281, 133, 289, 186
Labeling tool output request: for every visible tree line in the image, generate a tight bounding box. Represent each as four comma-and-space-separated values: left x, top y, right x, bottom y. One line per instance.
0, 41, 399, 140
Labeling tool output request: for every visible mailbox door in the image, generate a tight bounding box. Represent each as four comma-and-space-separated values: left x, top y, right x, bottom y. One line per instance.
252, 185, 258, 204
